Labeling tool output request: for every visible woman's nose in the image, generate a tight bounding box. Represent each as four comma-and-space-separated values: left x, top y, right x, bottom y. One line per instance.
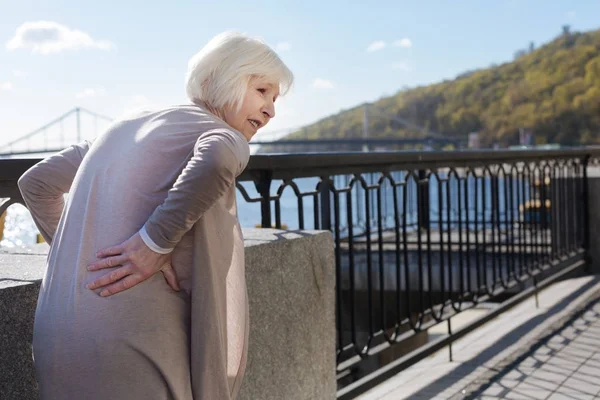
262, 102, 275, 119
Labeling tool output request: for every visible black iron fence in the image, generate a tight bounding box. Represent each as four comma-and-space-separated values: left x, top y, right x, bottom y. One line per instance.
235, 149, 596, 398
2, 148, 599, 398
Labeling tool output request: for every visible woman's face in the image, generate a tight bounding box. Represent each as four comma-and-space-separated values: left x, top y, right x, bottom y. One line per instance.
223, 77, 279, 141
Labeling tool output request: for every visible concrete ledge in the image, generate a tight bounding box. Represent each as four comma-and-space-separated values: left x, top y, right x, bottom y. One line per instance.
240, 229, 336, 400
0, 229, 336, 400
0, 245, 47, 399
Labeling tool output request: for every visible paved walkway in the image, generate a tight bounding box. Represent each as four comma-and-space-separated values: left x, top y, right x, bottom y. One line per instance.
463, 299, 600, 399
357, 276, 600, 400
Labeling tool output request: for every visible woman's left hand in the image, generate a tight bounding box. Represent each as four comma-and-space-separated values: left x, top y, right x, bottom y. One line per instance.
86, 232, 180, 297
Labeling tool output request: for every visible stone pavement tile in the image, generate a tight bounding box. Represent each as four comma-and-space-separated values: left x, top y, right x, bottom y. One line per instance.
534, 369, 575, 385
579, 329, 598, 336
512, 387, 554, 400
580, 308, 594, 320
574, 371, 600, 386
516, 380, 560, 395
583, 357, 600, 369
504, 367, 538, 383
555, 387, 598, 400
518, 376, 560, 391
584, 325, 600, 332
547, 391, 595, 400
503, 369, 531, 381
572, 337, 598, 348
567, 368, 600, 386
553, 353, 589, 365
493, 378, 521, 389
573, 341, 599, 350
572, 318, 593, 326
478, 382, 511, 397
533, 346, 554, 356
570, 318, 590, 330
517, 357, 546, 369
555, 327, 579, 339
543, 341, 566, 352
543, 345, 566, 355
530, 369, 567, 385
560, 376, 600, 396
500, 389, 540, 400
544, 356, 581, 371
529, 353, 554, 363
561, 347, 595, 359
559, 346, 594, 359
567, 339, 598, 351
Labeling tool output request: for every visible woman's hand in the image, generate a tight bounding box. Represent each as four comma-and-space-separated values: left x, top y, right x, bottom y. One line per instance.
86, 232, 180, 297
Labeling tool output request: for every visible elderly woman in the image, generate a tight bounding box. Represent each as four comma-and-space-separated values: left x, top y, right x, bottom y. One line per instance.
18, 31, 293, 399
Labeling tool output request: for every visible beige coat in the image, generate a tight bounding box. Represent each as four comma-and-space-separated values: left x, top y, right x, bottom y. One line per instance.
18, 104, 250, 399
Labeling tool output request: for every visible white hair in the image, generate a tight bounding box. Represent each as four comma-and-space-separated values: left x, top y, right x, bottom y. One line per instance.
185, 31, 294, 112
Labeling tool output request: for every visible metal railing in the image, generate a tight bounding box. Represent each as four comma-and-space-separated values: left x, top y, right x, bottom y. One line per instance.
236, 148, 595, 398
2, 148, 599, 398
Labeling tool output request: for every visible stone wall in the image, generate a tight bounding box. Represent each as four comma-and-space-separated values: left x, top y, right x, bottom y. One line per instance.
0, 229, 336, 400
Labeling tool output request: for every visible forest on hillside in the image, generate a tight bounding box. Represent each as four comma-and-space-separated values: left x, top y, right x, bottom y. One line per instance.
286, 26, 600, 147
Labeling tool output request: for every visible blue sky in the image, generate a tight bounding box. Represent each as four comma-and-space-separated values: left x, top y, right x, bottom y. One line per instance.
1, 0, 599, 148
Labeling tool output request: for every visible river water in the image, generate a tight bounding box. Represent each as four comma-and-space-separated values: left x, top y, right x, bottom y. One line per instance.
2, 173, 536, 248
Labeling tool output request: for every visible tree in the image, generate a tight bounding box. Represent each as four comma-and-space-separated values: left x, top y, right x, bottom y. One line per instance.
284, 27, 600, 147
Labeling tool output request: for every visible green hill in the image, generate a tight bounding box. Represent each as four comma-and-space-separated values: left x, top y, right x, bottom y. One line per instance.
286, 26, 600, 147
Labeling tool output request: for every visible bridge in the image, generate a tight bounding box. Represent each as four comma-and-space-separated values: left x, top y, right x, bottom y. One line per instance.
0, 104, 464, 157
0, 107, 114, 157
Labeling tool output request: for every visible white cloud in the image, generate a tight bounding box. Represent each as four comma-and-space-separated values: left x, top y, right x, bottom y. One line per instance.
312, 78, 334, 89
391, 62, 411, 71
1, 82, 13, 91
393, 38, 412, 48
567, 11, 576, 19
366, 41, 386, 52
276, 41, 291, 51
12, 70, 25, 77
6, 21, 115, 55
76, 87, 106, 99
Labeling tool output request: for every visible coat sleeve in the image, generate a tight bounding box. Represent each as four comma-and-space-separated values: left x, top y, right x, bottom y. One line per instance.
17, 140, 94, 245
140, 129, 249, 254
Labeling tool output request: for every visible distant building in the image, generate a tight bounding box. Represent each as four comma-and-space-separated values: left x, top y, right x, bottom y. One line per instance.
519, 127, 535, 146
468, 132, 480, 149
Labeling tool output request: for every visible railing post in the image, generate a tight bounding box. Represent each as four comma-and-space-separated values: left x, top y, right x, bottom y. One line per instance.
319, 176, 332, 231
418, 169, 429, 231
491, 174, 499, 229
582, 155, 590, 273
254, 170, 272, 228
